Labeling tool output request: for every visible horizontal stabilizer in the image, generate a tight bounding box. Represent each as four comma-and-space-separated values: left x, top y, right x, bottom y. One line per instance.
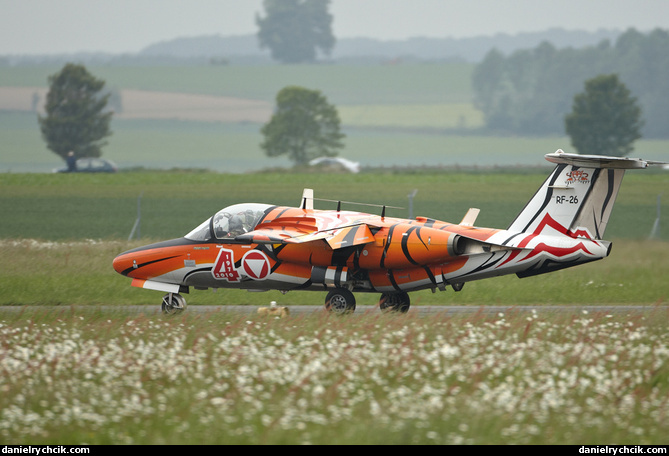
545, 150, 666, 169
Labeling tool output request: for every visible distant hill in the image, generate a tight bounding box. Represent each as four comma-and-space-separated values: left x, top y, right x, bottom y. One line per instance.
139, 35, 264, 60
0, 28, 625, 66
139, 28, 623, 63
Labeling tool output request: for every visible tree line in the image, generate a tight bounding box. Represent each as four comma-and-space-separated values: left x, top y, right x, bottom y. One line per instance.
472, 28, 669, 138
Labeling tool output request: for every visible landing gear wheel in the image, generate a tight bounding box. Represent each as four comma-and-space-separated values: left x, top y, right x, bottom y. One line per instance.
379, 292, 411, 313
161, 293, 187, 315
325, 288, 356, 314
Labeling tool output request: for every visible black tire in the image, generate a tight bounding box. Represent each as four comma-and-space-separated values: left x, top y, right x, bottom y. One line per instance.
325, 289, 356, 314
161, 293, 187, 315
379, 292, 411, 313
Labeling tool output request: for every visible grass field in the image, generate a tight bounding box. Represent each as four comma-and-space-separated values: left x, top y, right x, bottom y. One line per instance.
1, 171, 667, 240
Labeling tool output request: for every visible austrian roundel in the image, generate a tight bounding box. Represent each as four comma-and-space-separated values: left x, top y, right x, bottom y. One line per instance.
241, 250, 270, 280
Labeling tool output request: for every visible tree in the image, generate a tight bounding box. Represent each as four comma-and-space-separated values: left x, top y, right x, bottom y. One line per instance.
38, 63, 113, 162
565, 74, 643, 156
471, 29, 669, 138
472, 48, 513, 130
256, 0, 335, 64
615, 28, 669, 138
260, 86, 345, 165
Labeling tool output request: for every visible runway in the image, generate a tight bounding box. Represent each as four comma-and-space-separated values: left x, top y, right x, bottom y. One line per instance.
185, 304, 668, 317
2, 304, 667, 317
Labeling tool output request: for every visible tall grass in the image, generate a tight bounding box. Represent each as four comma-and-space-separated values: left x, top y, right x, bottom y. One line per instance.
0, 307, 667, 444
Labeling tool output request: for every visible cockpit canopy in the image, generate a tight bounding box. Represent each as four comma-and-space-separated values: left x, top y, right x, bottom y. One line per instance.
185, 203, 272, 241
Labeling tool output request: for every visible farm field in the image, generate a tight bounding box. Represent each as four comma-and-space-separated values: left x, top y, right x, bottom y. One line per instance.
0, 63, 477, 104
3, 110, 669, 173
2, 63, 668, 173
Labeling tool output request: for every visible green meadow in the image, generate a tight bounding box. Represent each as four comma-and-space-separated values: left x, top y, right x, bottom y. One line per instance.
0, 171, 667, 308
1, 171, 666, 241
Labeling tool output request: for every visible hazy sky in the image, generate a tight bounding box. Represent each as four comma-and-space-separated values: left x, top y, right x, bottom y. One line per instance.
2, 0, 669, 54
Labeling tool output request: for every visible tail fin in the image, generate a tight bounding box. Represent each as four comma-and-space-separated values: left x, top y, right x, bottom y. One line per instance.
508, 150, 655, 240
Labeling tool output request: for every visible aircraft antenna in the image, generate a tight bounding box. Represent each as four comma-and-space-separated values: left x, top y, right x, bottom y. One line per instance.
650, 194, 662, 239
408, 189, 418, 219
312, 197, 402, 211
300, 188, 314, 210
128, 192, 143, 240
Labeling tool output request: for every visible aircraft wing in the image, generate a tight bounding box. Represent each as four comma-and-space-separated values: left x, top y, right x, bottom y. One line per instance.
302, 224, 375, 249
236, 220, 375, 249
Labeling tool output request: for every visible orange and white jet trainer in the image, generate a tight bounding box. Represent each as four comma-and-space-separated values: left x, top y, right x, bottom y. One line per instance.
112, 150, 664, 314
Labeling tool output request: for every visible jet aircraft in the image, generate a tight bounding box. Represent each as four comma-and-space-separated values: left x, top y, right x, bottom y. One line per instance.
112, 151, 664, 314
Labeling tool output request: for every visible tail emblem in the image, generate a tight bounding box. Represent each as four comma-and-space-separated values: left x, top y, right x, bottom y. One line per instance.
565, 170, 590, 184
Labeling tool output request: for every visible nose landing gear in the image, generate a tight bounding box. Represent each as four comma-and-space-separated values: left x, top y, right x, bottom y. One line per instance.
161, 293, 187, 315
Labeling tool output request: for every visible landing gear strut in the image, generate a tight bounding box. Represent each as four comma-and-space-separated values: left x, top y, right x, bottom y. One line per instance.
161, 293, 187, 315
324, 288, 356, 314
379, 292, 411, 313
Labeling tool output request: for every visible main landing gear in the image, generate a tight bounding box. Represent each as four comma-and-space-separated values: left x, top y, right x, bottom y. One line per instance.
159, 290, 410, 316
324, 289, 411, 314
161, 293, 187, 315
379, 291, 411, 313
325, 288, 356, 314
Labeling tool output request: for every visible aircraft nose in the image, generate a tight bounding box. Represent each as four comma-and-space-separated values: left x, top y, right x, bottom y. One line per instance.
112, 251, 134, 276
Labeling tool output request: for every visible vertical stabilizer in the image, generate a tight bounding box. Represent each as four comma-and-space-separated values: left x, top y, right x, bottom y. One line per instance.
570, 168, 625, 239
508, 150, 651, 240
